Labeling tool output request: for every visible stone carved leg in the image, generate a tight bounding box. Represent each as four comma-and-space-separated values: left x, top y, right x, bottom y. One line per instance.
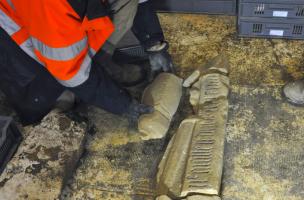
138, 73, 183, 140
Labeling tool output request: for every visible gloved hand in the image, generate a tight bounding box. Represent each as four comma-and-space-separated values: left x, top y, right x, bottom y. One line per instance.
146, 41, 175, 81
126, 100, 154, 131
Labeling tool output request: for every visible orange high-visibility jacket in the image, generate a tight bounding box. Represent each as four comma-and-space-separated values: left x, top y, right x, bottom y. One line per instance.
0, 0, 114, 87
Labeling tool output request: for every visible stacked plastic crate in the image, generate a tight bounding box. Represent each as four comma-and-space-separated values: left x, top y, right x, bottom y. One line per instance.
238, 0, 304, 39
153, 0, 237, 15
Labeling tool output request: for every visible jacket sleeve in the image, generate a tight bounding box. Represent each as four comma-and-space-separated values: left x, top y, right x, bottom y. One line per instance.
26, 0, 113, 87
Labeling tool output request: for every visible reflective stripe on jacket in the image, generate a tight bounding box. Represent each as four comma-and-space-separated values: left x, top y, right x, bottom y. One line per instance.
0, 0, 114, 87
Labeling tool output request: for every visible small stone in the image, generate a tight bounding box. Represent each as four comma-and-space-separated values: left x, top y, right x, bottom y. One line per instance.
183, 70, 201, 88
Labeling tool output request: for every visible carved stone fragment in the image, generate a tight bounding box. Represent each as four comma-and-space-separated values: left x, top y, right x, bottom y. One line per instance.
157, 119, 199, 197
157, 66, 229, 198
139, 73, 183, 140
183, 53, 230, 88
190, 74, 229, 115
181, 99, 227, 196
157, 102, 227, 198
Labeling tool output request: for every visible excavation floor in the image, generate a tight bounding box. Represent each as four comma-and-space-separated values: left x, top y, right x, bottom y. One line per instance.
54, 14, 304, 199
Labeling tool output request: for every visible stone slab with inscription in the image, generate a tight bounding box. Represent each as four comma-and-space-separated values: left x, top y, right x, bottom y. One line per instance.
157, 61, 229, 198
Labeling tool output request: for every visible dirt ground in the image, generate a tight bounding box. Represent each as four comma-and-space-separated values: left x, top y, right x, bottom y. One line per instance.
61, 14, 304, 200
1, 14, 304, 200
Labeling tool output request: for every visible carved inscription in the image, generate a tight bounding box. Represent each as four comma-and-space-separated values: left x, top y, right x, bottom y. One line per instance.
196, 74, 229, 111
157, 68, 229, 199
181, 98, 227, 196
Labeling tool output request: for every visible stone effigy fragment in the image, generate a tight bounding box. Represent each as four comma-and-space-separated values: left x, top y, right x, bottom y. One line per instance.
157, 55, 229, 199
157, 111, 227, 198
138, 73, 183, 140
190, 74, 229, 116
181, 101, 227, 196
157, 118, 200, 197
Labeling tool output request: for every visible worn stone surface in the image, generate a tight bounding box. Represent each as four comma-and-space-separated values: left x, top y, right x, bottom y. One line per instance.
181, 99, 228, 197
157, 118, 199, 197
158, 53, 229, 198
157, 93, 228, 198
190, 74, 229, 113
183, 54, 230, 88
139, 73, 183, 140
186, 195, 221, 200
157, 111, 228, 198
62, 106, 175, 200
0, 111, 86, 200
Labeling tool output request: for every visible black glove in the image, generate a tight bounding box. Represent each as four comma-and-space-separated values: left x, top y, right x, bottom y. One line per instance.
125, 100, 154, 131
146, 41, 175, 80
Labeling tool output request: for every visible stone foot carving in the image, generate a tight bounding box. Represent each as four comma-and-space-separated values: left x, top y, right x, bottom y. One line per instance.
138, 73, 183, 140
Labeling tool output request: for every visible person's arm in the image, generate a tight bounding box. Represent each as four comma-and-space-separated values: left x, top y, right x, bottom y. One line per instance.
132, 0, 175, 77
25, 0, 113, 88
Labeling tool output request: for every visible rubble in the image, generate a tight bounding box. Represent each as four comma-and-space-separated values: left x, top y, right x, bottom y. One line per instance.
0, 110, 87, 200
139, 73, 183, 140
156, 55, 230, 199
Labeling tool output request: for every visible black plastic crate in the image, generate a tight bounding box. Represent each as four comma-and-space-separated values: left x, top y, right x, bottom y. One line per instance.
238, 17, 304, 39
0, 116, 22, 174
239, 0, 304, 19
153, 0, 237, 15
